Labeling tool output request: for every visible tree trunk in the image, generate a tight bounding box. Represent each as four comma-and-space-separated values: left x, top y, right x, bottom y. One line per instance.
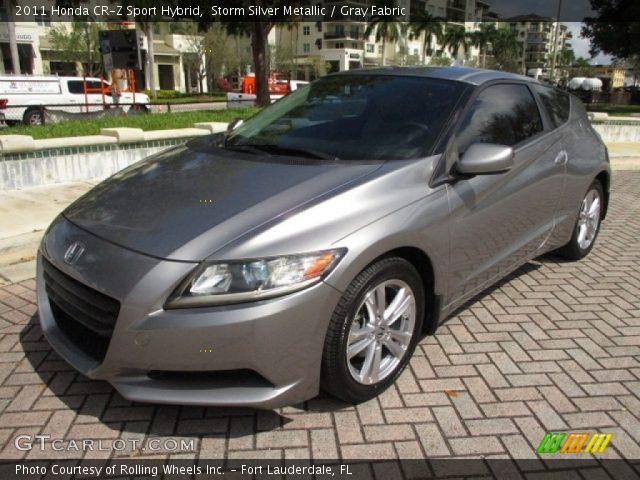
7, 0, 21, 74
146, 23, 157, 99
381, 38, 386, 66
422, 36, 427, 65
251, 22, 271, 107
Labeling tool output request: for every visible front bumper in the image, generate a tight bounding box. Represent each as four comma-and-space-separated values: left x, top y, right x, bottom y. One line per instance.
37, 216, 342, 408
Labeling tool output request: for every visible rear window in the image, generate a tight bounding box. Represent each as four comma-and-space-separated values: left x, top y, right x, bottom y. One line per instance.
534, 84, 571, 128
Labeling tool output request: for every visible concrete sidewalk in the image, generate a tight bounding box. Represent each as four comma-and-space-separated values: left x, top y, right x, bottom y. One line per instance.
0, 144, 638, 285
0, 181, 97, 284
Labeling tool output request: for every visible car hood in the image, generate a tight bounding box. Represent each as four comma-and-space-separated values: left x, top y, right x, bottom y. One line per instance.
63, 142, 382, 261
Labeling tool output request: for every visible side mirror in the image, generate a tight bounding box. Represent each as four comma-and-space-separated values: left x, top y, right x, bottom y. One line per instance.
227, 118, 244, 132
457, 143, 514, 176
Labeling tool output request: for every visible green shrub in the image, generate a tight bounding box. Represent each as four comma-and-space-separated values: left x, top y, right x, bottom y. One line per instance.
142, 89, 181, 99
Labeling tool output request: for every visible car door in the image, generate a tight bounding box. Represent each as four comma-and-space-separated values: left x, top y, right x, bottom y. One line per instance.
66, 80, 104, 113
445, 82, 565, 304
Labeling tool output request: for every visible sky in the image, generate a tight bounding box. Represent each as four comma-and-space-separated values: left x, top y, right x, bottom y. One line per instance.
565, 23, 613, 65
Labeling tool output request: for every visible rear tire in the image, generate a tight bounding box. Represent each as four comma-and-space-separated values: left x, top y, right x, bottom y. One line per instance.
129, 104, 149, 114
321, 257, 424, 403
556, 180, 604, 260
23, 108, 44, 125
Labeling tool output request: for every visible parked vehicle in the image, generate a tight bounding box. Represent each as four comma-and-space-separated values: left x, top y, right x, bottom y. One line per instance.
37, 67, 610, 408
226, 72, 308, 108
0, 75, 150, 125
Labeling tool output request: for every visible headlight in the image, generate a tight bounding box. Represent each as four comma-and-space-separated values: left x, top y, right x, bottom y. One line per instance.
165, 249, 345, 308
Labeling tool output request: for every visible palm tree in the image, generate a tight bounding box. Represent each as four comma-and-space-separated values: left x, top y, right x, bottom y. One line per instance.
558, 46, 576, 67
470, 23, 497, 68
442, 25, 471, 63
491, 28, 523, 73
409, 12, 444, 65
130, 0, 169, 99
365, 19, 403, 66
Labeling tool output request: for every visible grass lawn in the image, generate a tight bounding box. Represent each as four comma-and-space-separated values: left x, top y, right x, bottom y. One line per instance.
4, 108, 261, 140
585, 104, 640, 117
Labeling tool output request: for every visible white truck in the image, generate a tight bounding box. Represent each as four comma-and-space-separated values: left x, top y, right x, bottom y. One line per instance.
0, 75, 150, 125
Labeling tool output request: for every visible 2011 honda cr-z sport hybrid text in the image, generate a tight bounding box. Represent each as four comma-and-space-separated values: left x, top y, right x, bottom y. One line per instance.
37, 67, 610, 408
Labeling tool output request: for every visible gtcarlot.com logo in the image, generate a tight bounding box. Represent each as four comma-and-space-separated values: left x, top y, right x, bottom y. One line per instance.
14, 434, 195, 453
537, 432, 612, 454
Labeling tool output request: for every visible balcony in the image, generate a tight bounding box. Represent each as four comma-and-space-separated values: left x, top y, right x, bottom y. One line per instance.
324, 32, 362, 40
447, 0, 466, 10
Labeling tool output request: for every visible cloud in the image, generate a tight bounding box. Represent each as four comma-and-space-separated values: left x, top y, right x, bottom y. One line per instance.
565, 22, 613, 64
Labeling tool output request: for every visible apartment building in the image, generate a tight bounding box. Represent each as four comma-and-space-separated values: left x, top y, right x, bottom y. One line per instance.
275, 0, 494, 79
502, 14, 570, 80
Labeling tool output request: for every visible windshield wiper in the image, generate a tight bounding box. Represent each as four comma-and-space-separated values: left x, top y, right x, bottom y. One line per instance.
243, 144, 340, 161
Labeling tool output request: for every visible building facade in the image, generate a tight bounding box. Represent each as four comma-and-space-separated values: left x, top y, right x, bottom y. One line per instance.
501, 14, 570, 81
0, 0, 205, 93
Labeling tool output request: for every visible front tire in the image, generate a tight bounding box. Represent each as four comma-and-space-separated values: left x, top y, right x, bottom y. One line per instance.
557, 180, 604, 260
321, 257, 424, 403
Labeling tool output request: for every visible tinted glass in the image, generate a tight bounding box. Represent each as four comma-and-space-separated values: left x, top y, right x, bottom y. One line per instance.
226, 75, 466, 160
67, 80, 84, 94
457, 84, 544, 153
534, 84, 570, 128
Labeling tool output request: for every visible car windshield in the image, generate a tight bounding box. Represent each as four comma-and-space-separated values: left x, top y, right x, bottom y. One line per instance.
225, 74, 467, 161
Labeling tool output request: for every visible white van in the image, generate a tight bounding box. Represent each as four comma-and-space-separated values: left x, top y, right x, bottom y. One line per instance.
0, 75, 150, 125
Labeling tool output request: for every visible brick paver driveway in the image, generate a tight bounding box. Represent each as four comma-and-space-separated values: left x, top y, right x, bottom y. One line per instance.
0, 171, 638, 463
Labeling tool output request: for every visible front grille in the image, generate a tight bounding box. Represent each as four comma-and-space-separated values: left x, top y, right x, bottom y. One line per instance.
43, 258, 120, 362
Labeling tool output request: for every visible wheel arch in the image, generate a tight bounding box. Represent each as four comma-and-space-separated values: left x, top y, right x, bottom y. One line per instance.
362, 246, 440, 335
595, 170, 610, 220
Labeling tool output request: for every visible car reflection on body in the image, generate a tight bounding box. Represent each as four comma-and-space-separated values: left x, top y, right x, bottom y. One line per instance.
37, 67, 610, 407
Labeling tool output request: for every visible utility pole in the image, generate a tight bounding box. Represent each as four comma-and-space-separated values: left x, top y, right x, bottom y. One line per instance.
549, 0, 563, 84
7, 0, 21, 74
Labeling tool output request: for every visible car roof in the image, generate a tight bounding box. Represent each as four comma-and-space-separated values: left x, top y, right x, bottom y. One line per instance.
330, 66, 539, 86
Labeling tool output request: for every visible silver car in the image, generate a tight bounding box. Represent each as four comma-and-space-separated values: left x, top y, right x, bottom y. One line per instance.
37, 67, 610, 408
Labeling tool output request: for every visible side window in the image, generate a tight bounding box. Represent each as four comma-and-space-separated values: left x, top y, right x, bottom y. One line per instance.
534, 84, 570, 128
457, 84, 544, 154
66, 80, 84, 94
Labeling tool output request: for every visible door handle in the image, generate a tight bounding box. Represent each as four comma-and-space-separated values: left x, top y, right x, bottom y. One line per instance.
554, 150, 568, 165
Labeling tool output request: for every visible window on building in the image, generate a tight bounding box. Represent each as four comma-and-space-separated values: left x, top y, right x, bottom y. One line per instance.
48, 62, 76, 77
303, 43, 310, 53
366, 44, 374, 53
456, 84, 544, 153
335, 42, 344, 49
303, 26, 310, 36
378, 45, 383, 54
35, 13, 51, 26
